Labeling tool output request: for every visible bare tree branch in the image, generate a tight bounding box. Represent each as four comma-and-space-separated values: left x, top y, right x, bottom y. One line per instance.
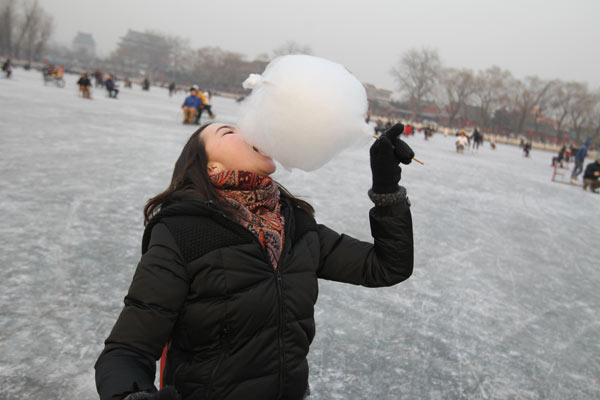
440, 67, 475, 126
272, 40, 312, 57
390, 47, 441, 116
472, 66, 512, 128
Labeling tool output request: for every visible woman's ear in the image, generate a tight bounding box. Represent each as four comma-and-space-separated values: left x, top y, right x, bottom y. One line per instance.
207, 162, 224, 175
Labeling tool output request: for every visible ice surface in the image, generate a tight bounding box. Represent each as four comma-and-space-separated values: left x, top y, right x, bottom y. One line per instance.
238, 55, 372, 171
1, 69, 599, 399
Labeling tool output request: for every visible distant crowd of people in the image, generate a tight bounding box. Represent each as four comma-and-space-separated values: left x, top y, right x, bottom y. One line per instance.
455, 128, 492, 153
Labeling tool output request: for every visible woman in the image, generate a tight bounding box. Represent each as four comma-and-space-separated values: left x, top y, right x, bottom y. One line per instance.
95, 122, 414, 400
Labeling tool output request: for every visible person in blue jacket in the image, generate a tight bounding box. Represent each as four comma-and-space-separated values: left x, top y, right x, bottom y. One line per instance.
181, 87, 198, 124
105, 75, 119, 98
571, 139, 591, 183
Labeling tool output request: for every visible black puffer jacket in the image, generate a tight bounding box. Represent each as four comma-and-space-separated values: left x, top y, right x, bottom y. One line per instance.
95, 191, 413, 400
583, 161, 600, 180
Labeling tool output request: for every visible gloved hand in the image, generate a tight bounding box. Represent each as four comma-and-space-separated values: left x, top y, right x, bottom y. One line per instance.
370, 123, 415, 194
124, 387, 181, 400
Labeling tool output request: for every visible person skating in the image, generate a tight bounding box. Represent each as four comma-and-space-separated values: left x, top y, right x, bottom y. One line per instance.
194, 89, 216, 123
582, 158, 600, 193
94, 70, 104, 88
2, 58, 12, 78
566, 144, 577, 164
105, 75, 119, 98
456, 131, 468, 153
142, 77, 150, 91
523, 142, 532, 157
204, 90, 215, 119
181, 87, 198, 124
192, 88, 212, 124
472, 128, 483, 150
570, 139, 591, 183
95, 123, 414, 400
77, 73, 92, 99
168, 81, 176, 97
552, 145, 566, 168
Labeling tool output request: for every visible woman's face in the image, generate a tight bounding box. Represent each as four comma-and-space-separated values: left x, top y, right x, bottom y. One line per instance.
201, 123, 276, 176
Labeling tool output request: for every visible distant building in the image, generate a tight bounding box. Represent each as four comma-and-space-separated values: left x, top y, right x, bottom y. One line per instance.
72, 32, 96, 59
363, 83, 392, 105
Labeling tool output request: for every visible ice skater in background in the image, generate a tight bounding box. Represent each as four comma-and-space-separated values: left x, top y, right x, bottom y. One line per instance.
77, 73, 92, 99
582, 158, 600, 193
472, 128, 483, 150
181, 87, 198, 124
95, 123, 415, 400
104, 75, 119, 99
552, 145, 567, 168
570, 139, 591, 183
2, 58, 12, 78
456, 131, 468, 153
202, 90, 216, 119
193, 88, 215, 124
522, 142, 532, 157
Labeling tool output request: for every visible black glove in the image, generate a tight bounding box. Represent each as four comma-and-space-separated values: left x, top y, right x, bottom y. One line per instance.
370, 123, 415, 194
124, 387, 181, 400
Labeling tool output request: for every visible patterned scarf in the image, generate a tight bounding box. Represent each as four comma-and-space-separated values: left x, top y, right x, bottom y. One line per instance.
210, 170, 285, 269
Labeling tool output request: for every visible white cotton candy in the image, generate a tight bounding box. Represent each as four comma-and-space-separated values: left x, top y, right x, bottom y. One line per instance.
237, 55, 373, 171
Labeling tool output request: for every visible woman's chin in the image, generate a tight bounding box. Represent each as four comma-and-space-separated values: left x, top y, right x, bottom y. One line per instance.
262, 160, 277, 176
264, 164, 276, 176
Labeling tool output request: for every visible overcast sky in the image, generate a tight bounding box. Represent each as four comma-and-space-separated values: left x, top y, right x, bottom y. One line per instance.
42, 0, 600, 91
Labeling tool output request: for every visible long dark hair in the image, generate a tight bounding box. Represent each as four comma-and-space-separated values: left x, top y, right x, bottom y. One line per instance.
144, 124, 314, 224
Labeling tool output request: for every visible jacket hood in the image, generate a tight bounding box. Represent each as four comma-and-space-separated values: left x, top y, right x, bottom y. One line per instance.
142, 191, 220, 254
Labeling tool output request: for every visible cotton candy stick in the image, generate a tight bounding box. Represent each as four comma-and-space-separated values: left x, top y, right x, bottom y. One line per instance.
372, 135, 424, 165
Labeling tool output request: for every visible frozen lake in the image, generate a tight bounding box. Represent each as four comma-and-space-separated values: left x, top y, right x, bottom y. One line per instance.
1, 69, 599, 399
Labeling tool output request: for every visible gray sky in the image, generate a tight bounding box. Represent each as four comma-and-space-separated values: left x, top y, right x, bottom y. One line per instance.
43, 0, 600, 91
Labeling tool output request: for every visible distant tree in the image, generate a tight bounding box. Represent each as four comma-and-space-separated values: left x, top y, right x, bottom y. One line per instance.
472, 66, 512, 129
30, 5, 53, 62
188, 46, 268, 93
509, 76, 554, 134
491, 107, 518, 133
255, 52, 270, 62
143, 30, 174, 77
440, 67, 475, 127
548, 81, 580, 139
568, 83, 595, 141
390, 47, 442, 117
0, 0, 16, 56
165, 35, 191, 81
272, 40, 312, 57
1, 0, 52, 60
589, 90, 600, 142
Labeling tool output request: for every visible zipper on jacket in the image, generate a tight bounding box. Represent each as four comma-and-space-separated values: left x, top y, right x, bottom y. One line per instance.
275, 268, 285, 398
206, 324, 230, 400
212, 207, 288, 397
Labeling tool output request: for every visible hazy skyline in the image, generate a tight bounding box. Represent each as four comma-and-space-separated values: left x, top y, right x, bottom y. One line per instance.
42, 0, 600, 91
